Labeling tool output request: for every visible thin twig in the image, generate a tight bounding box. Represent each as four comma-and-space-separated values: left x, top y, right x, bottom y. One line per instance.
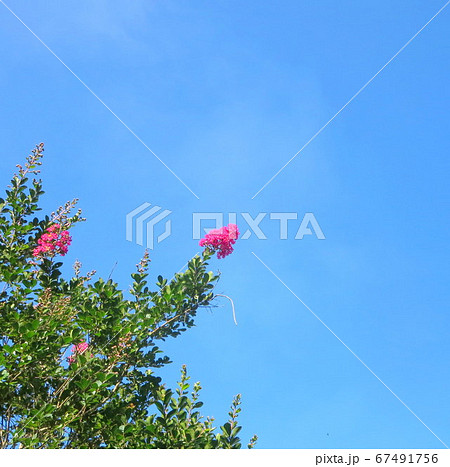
107, 261, 118, 280
215, 294, 237, 325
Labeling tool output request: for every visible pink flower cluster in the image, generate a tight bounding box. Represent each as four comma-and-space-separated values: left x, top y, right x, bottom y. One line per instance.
33, 224, 72, 257
199, 224, 239, 259
68, 341, 89, 364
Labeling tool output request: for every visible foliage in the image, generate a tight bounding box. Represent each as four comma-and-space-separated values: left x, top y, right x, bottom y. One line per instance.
0, 144, 256, 449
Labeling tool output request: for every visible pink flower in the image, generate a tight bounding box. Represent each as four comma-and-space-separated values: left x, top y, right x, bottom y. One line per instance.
33, 224, 72, 258
199, 224, 239, 259
68, 341, 89, 364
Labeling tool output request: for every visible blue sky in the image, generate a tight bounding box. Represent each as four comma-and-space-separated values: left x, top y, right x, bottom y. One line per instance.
1, 0, 450, 448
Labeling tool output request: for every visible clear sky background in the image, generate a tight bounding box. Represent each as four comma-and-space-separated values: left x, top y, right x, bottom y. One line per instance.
1, 0, 449, 449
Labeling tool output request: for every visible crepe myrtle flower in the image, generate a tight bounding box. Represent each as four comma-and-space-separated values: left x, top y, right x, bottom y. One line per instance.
199, 224, 239, 259
33, 224, 72, 258
67, 341, 89, 364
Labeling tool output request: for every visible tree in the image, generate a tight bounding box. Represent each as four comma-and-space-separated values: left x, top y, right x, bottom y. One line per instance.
0, 143, 257, 449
